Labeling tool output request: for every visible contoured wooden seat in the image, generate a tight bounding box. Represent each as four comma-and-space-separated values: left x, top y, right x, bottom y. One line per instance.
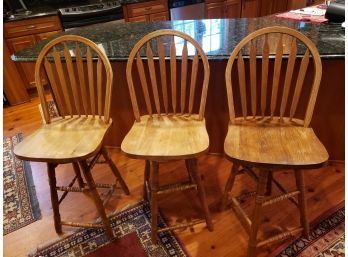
122, 29, 213, 243
221, 26, 329, 257
14, 35, 130, 238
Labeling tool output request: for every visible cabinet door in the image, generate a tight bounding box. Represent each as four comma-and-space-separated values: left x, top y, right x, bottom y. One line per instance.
150, 11, 169, 21
205, 2, 225, 19
272, 0, 288, 13
4, 41, 30, 105
7, 35, 37, 89
260, 0, 273, 16
128, 15, 148, 22
225, 0, 241, 18
241, 0, 260, 17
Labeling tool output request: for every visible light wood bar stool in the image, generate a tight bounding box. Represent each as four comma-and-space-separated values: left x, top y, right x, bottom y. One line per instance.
14, 35, 130, 238
221, 26, 329, 257
121, 29, 213, 243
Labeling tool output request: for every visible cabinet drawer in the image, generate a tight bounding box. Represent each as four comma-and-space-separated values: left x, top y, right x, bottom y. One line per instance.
4, 15, 62, 39
127, 0, 168, 17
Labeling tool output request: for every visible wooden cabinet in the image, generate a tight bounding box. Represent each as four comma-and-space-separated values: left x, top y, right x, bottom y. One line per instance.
4, 15, 62, 96
241, 0, 260, 17
206, 0, 241, 19
206, 2, 225, 18
123, 0, 169, 22
226, 0, 242, 18
206, 0, 306, 18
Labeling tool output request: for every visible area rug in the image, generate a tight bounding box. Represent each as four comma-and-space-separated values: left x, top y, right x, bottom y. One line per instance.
3, 134, 41, 235
270, 204, 345, 257
28, 201, 188, 257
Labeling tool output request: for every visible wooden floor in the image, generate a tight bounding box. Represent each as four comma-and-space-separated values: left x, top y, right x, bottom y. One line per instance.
3, 97, 344, 257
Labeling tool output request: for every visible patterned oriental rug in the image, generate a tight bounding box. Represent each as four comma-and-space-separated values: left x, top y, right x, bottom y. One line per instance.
28, 201, 188, 257
3, 134, 41, 235
270, 204, 344, 257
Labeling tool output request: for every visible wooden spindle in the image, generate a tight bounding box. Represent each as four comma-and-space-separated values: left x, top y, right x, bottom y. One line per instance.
270, 35, 283, 118
170, 36, 177, 114
157, 37, 168, 114
97, 58, 103, 117
237, 52, 247, 119
75, 43, 89, 115
280, 38, 297, 120
136, 52, 152, 116
63, 43, 81, 116
146, 42, 160, 115
188, 51, 198, 114
261, 34, 270, 117
44, 57, 65, 118
86, 47, 96, 117
53, 46, 73, 116
290, 49, 310, 119
180, 40, 188, 114
249, 40, 257, 118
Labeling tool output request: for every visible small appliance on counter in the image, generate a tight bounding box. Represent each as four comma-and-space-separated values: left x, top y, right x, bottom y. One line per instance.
169, 0, 205, 20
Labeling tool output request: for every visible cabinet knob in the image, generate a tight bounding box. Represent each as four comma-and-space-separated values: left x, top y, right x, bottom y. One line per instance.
145, 7, 152, 11
26, 25, 36, 29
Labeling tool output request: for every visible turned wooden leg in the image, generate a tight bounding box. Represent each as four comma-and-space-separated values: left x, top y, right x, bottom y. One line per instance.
101, 147, 130, 195
47, 163, 62, 235
185, 159, 195, 184
150, 161, 159, 244
247, 169, 268, 257
79, 160, 113, 238
265, 172, 273, 196
144, 160, 150, 201
221, 163, 240, 211
72, 162, 85, 188
295, 169, 310, 238
189, 159, 214, 231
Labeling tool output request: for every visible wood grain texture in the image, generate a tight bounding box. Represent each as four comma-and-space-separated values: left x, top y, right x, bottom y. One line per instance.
224, 118, 328, 168
14, 116, 110, 163
121, 115, 209, 160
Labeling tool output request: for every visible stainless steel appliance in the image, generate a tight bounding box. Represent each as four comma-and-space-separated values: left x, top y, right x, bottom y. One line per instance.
59, 1, 123, 29
169, 0, 205, 20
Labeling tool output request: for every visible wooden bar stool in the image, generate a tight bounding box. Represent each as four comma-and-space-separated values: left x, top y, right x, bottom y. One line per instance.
221, 26, 329, 257
121, 29, 213, 243
14, 35, 130, 238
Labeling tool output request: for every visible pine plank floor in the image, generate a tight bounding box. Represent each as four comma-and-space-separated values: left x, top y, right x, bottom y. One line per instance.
3, 97, 344, 257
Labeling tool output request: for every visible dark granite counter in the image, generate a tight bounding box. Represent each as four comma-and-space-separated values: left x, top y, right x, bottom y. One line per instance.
12, 17, 345, 62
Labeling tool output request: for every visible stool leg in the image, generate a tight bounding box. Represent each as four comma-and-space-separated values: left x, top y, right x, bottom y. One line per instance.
189, 158, 214, 231
72, 162, 85, 188
101, 147, 130, 195
221, 163, 240, 211
150, 161, 159, 244
47, 163, 62, 235
79, 160, 113, 238
247, 169, 268, 257
265, 172, 273, 196
295, 169, 310, 238
144, 160, 150, 201
185, 159, 195, 184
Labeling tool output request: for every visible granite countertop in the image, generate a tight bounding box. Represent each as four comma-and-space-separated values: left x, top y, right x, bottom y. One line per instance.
12, 17, 345, 62
4, 0, 159, 22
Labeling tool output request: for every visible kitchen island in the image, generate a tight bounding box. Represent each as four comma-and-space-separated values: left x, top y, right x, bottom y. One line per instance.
12, 17, 345, 160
